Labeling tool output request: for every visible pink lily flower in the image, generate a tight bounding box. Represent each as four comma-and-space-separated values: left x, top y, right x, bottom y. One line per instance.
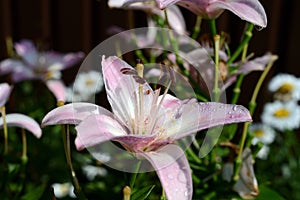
0, 83, 13, 107
0, 113, 42, 138
42, 56, 252, 199
124, 0, 267, 28
0, 39, 84, 82
109, 0, 187, 35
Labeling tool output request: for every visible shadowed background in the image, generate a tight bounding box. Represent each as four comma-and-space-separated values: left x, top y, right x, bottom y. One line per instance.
0, 0, 299, 118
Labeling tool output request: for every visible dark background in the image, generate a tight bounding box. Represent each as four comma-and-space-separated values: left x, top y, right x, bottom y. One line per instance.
0, 0, 299, 118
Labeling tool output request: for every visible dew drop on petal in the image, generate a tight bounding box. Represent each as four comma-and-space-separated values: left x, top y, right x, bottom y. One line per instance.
233, 105, 239, 111
184, 191, 188, 197
168, 174, 174, 180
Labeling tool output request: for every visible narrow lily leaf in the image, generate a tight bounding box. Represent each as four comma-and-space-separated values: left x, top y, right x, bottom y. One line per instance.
0, 113, 42, 138
41, 102, 112, 127
131, 185, 156, 200
46, 80, 66, 103
140, 144, 193, 200
0, 83, 13, 107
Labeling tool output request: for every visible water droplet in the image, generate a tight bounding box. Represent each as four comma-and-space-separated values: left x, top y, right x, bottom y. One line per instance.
184, 191, 188, 196
255, 25, 264, 31
228, 111, 232, 115
233, 105, 239, 111
168, 174, 174, 180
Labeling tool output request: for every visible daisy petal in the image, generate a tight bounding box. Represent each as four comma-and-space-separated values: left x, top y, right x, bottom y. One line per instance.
42, 102, 112, 126
140, 144, 192, 200
0, 113, 42, 138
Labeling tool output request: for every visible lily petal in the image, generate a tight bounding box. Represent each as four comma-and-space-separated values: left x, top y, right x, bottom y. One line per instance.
161, 97, 252, 140
45, 51, 85, 71
140, 144, 192, 200
46, 80, 66, 103
42, 102, 112, 126
210, 0, 267, 28
155, 0, 267, 27
0, 59, 25, 75
233, 148, 259, 199
0, 83, 13, 107
102, 56, 154, 130
14, 40, 39, 67
0, 113, 42, 138
75, 114, 128, 150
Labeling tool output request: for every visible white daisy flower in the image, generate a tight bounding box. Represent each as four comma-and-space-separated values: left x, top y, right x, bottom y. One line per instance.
256, 145, 270, 160
73, 70, 103, 96
268, 73, 300, 101
261, 101, 300, 131
249, 123, 276, 145
82, 164, 108, 181
51, 182, 76, 198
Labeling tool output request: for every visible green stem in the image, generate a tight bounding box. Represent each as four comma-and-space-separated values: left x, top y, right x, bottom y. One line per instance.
21, 129, 28, 163
164, 10, 209, 102
192, 16, 202, 40
1, 106, 8, 154
186, 147, 201, 164
62, 125, 87, 200
227, 23, 254, 66
130, 160, 141, 189
213, 35, 221, 102
231, 43, 249, 104
233, 55, 278, 181
209, 19, 217, 38
5, 37, 14, 57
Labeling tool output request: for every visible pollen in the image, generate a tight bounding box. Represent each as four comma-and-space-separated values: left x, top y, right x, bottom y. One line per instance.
85, 79, 94, 86
277, 83, 294, 94
273, 108, 290, 118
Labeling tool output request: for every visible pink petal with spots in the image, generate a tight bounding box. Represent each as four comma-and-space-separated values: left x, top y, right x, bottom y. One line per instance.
140, 144, 193, 200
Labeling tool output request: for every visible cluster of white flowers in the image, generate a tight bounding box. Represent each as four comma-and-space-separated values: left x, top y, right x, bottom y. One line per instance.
66, 70, 103, 102
251, 73, 300, 159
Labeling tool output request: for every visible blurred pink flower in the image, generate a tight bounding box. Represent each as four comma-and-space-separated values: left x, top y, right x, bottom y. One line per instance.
0, 39, 84, 82
42, 56, 252, 200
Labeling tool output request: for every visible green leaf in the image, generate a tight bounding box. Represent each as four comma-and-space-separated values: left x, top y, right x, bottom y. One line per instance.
20, 184, 45, 200
256, 185, 285, 200
131, 185, 156, 200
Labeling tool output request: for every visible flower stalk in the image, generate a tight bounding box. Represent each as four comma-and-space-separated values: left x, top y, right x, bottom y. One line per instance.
227, 23, 254, 66
233, 55, 278, 181
213, 34, 221, 102
1, 106, 8, 154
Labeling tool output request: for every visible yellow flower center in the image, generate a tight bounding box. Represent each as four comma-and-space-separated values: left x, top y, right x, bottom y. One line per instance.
254, 129, 264, 138
277, 83, 294, 94
273, 108, 290, 118
85, 79, 94, 86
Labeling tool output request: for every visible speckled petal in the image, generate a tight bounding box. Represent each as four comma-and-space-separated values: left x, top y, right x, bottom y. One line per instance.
140, 144, 193, 200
